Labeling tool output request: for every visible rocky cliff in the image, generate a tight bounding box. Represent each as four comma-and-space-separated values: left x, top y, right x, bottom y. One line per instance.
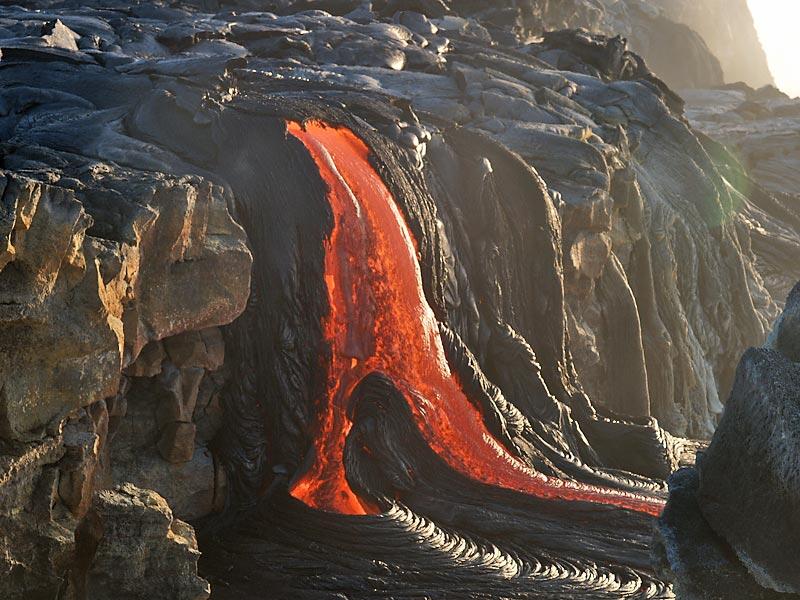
438, 0, 769, 91
533, 0, 727, 89
535, 0, 773, 91
653, 0, 774, 89
0, 0, 795, 598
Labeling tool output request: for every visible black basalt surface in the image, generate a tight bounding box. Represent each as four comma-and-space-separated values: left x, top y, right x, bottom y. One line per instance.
657, 283, 800, 598
204, 371, 669, 599
654, 468, 787, 600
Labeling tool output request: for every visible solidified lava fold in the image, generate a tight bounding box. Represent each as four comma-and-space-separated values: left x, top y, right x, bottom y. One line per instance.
197, 102, 682, 598
286, 120, 664, 518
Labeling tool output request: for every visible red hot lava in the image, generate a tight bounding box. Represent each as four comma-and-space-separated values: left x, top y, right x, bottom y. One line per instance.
286, 120, 664, 518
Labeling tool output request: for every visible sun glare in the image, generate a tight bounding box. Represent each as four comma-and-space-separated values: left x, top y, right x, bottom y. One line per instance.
747, 0, 800, 97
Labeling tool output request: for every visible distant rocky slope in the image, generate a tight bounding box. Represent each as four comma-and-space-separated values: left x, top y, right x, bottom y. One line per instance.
682, 84, 800, 304
684, 85, 800, 197
531, 0, 726, 89
0, 1, 795, 599
420, 0, 771, 91
652, 0, 774, 89
531, 0, 773, 90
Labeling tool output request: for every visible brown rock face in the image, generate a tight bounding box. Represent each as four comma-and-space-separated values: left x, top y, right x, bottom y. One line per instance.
117, 176, 251, 363
109, 331, 229, 521
0, 52, 251, 597
158, 422, 197, 464
83, 483, 210, 600
58, 408, 105, 518
0, 165, 251, 442
0, 174, 123, 441
0, 430, 70, 599
125, 340, 166, 378
164, 328, 225, 371
155, 364, 204, 428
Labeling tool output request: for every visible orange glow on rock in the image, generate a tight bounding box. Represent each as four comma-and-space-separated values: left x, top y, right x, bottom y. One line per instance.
286, 120, 664, 518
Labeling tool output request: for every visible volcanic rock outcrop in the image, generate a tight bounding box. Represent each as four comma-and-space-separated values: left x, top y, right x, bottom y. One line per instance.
656, 283, 800, 599
81, 483, 210, 600
0, 1, 795, 599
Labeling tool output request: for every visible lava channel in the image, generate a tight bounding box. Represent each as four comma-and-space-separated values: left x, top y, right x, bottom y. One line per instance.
286, 120, 665, 518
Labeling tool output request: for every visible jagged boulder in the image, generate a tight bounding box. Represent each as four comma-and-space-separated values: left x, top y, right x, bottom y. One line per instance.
766, 283, 800, 361
83, 483, 210, 600
654, 468, 787, 600
697, 347, 800, 593
658, 283, 800, 597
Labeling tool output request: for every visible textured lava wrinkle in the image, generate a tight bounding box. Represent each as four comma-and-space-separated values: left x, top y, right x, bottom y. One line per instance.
285, 120, 665, 518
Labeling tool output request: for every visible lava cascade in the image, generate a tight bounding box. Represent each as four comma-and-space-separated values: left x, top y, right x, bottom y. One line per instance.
286, 120, 664, 517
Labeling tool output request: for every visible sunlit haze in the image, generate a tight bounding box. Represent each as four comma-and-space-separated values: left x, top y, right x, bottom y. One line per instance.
747, 0, 800, 97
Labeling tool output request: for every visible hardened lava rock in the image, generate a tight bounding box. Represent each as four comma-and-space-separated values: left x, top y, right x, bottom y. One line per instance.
657, 283, 800, 598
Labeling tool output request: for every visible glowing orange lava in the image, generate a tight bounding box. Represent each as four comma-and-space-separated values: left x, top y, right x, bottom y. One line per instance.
287, 120, 664, 518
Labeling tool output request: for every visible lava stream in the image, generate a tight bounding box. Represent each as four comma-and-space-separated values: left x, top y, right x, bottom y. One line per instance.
286, 120, 664, 518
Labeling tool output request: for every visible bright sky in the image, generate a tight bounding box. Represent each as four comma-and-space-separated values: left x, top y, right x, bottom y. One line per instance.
747, 0, 800, 97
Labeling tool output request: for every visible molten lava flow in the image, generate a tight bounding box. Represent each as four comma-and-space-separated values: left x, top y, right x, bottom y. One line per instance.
287, 120, 664, 517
